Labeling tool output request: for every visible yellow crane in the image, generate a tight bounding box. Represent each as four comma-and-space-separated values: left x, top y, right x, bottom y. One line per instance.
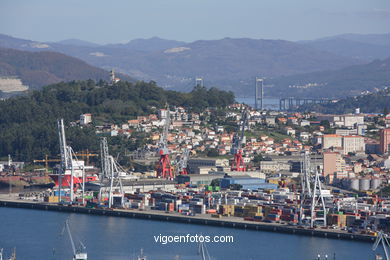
34, 150, 98, 174
73, 150, 98, 165
33, 154, 61, 174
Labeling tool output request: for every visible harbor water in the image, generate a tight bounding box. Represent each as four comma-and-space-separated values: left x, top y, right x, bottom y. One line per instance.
0, 207, 376, 260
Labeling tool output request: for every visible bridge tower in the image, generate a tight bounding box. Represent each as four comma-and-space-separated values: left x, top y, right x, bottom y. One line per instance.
255, 77, 264, 110
195, 77, 204, 87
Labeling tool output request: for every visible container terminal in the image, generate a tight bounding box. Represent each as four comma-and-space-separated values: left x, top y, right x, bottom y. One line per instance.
1, 106, 390, 259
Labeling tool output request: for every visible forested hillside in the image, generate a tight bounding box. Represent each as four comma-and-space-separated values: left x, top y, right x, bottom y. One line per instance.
0, 80, 234, 161
298, 87, 390, 114
269, 57, 390, 98
0, 47, 132, 90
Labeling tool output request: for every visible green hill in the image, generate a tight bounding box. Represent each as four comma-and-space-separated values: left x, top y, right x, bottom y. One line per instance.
0, 47, 132, 91
0, 80, 234, 161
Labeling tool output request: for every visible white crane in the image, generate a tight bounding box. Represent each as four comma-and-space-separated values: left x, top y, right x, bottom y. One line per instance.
99, 137, 124, 208
299, 151, 326, 227
57, 119, 86, 203
62, 219, 87, 260
373, 231, 390, 260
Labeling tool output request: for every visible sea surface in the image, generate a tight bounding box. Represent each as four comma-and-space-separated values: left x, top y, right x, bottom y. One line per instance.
0, 207, 378, 260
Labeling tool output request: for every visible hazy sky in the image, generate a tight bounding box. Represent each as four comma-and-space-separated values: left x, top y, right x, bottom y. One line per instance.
1, 0, 390, 44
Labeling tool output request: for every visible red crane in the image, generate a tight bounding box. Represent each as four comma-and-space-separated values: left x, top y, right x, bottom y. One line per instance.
157, 106, 173, 178
231, 109, 248, 171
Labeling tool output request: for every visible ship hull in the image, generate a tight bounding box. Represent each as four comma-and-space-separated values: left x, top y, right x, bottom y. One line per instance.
49, 174, 97, 187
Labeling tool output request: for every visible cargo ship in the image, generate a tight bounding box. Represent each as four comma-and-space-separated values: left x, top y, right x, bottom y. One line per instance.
0, 175, 54, 189
49, 159, 98, 188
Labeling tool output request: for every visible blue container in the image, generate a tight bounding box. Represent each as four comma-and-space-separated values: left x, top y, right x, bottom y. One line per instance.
54, 190, 67, 196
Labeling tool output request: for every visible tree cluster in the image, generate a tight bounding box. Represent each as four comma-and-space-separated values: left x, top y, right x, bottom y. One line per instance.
0, 80, 234, 162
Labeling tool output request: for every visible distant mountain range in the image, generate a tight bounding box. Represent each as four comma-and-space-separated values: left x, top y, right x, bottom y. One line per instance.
55, 39, 101, 48
1, 33, 390, 98
299, 33, 390, 61
0, 34, 365, 92
0, 47, 132, 90
105, 37, 186, 52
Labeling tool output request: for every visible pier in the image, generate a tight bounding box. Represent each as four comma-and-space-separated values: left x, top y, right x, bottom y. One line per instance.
0, 198, 376, 243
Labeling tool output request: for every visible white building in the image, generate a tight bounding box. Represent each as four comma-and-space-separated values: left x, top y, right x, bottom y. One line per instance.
342, 136, 365, 155
80, 113, 92, 125
322, 134, 342, 149
317, 114, 364, 128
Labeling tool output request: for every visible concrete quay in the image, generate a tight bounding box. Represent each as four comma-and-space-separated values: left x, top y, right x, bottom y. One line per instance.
0, 197, 376, 243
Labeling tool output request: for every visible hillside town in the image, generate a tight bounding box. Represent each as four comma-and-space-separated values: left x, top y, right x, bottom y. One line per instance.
2, 102, 390, 240
73, 103, 390, 192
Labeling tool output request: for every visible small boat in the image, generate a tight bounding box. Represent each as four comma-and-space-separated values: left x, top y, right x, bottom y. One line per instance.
9, 248, 16, 260
372, 231, 389, 260
0, 248, 16, 260
136, 249, 147, 260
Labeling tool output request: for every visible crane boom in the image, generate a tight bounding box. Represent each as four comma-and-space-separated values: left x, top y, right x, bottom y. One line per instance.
231, 108, 248, 171
58, 119, 71, 170
157, 104, 173, 178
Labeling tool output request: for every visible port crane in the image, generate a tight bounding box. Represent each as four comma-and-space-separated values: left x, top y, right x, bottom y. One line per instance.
99, 137, 124, 208
156, 105, 173, 178
57, 119, 88, 204
373, 231, 390, 260
33, 155, 61, 174
73, 150, 98, 165
62, 219, 87, 260
299, 151, 327, 228
230, 109, 248, 171
34, 151, 97, 174
176, 148, 190, 175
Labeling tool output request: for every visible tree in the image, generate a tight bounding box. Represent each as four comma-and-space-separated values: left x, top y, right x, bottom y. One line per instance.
210, 178, 221, 187
0, 80, 235, 162
206, 148, 219, 157
320, 120, 330, 128
253, 154, 264, 163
